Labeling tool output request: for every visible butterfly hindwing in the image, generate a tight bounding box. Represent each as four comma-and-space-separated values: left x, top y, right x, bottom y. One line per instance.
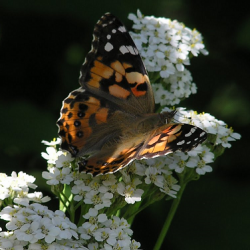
79, 143, 142, 176
137, 123, 207, 159
78, 122, 207, 176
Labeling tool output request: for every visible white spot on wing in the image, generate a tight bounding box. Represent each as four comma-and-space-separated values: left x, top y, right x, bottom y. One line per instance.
177, 140, 185, 145
107, 34, 111, 39
127, 46, 138, 55
200, 131, 206, 137
119, 45, 129, 54
118, 26, 126, 32
112, 29, 116, 33
191, 127, 197, 133
105, 42, 113, 52
185, 131, 192, 137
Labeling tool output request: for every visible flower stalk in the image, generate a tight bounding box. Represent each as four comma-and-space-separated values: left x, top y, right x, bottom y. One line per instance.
153, 181, 187, 250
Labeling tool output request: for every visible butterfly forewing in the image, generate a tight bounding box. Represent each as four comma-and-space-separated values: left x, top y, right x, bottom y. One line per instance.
79, 13, 155, 114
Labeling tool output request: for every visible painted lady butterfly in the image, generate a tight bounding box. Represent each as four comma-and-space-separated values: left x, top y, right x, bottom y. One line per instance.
57, 13, 207, 176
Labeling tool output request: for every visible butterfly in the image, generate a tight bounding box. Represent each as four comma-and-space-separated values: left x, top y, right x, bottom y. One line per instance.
57, 13, 207, 176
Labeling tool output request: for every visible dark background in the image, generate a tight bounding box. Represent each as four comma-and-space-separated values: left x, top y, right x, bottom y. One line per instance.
0, 0, 249, 249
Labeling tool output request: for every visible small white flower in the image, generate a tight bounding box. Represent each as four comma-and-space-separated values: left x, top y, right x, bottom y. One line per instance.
83, 208, 107, 223
38, 217, 58, 243
42, 138, 61, 146
88, 242, 100, 250
196, 160, 213, 175
55, 153, 74, 169
130, 239, 141, 250
168, 152, 189, 173
0, 231, 27, 250
84, 190, 113, 210
41, 147, 61, 164
100, 174, 117, 187
26, 192, 51, 204
160, 175, 180, 198
14, 221, 43, 243
72, 180, 91, 201
160, 60, 175, 78
93, 228, 117, 245
117, 182, 143, 204
42, 167, 73, 185
114, 227, 131, 247
144, 167, 164, 188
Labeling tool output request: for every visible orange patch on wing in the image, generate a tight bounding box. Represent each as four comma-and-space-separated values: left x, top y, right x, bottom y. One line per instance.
126, 72, 147, 97
95, 108, 109, 124
88, 76, 101, 89
147, 134, 161, 145
109, 84, 130, 99
59, 113, 93, 152
131, 84, 146, 97
111, 61, 125, 75
91, 60, 114, 79
126, 72, 144, 84
152, 140, 167, 152
165, 134, 178, 143
122, 62, 133, 69
140, 147, 154, 155
163, 125, 181, 134
85, 96, 101, 107
115, 72, 123, 82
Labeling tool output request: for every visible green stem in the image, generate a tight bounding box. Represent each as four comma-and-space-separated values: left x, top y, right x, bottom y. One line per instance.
153, 182, 187, 250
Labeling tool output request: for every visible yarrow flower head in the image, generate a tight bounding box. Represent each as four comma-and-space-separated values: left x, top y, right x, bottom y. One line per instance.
0, 203, 79, 248
78, 213, 138, 249
128, 9, 208, 106
0, 171, 50, 207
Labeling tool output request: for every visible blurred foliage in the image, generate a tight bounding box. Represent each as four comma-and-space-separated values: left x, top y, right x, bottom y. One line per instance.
0, 0, 249, 249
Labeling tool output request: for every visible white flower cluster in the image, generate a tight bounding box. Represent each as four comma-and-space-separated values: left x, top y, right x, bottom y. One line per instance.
0, 171, 50, 205
41, 139, 179, 204
128, 10, 208, 106
167, 145, 214, 175
79, 208, 141, 250
0, 203, 87, 250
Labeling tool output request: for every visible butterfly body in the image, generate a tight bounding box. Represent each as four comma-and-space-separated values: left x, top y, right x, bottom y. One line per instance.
57, 13, 207, 176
